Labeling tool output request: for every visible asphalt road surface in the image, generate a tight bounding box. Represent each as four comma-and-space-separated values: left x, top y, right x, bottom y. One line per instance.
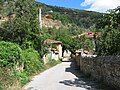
24, 58, 112, 90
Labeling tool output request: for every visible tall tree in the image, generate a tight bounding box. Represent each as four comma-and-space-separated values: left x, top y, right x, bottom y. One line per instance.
1, 0, 40, 44
95, 7, 120, 55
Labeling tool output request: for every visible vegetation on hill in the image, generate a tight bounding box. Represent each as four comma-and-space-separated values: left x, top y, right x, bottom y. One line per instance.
36, 2, 102, 28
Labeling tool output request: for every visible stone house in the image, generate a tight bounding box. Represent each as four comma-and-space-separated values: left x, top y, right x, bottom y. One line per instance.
43, 39, 62, 64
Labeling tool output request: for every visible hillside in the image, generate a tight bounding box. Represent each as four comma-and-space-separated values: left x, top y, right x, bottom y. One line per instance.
36, 2, 102, 29
0, 1, 102, 29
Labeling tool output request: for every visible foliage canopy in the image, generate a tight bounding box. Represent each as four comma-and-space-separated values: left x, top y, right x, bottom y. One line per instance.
95, 7, 120, 55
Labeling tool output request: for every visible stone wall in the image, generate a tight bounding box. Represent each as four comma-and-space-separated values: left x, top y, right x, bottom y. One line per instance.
76, 56, 120, 89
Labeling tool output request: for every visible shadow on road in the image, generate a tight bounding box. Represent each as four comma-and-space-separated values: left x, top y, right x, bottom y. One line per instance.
59, 60, 113, 90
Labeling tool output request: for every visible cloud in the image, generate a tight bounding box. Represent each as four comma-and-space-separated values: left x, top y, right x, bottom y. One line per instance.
81, 0, 120, 12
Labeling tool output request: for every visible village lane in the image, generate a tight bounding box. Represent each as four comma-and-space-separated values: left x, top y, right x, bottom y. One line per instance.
24, 58, 111, 90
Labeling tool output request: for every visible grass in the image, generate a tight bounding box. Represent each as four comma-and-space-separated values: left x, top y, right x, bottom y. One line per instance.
45, 59, 62, 69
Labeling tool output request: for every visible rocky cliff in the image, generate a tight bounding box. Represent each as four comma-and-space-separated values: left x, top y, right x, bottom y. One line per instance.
42, 14, 63, 29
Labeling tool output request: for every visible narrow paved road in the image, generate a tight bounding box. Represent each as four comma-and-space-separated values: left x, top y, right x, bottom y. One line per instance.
24, 58, 111, 90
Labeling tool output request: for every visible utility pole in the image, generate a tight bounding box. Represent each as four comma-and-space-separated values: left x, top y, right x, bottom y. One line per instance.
39, 8, 43, 58
39, 8, 42, 30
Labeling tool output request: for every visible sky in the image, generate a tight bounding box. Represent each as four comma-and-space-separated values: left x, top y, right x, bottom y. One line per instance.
36, 0, 120, 12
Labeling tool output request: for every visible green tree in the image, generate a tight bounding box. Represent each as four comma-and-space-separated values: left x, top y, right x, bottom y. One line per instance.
0, 0, 49, 57
95, 7, 120, 55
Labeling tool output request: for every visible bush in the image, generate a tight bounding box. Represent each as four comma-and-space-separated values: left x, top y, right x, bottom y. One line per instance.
0, 43, 45, 89
0, 42, 61, 89
22, 48, 44, 75
15, 71, 29, 86
0, 41, 24, 89
0, 41, 23, 67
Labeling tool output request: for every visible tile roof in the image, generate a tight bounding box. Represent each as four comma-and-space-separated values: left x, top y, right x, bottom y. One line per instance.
44, 39, 62, 44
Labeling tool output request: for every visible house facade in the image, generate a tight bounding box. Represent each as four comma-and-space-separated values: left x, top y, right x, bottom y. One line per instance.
43, 39, 62, 64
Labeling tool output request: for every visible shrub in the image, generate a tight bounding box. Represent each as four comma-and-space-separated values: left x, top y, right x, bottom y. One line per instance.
22, 48, 44, 75
15, 71, 29, 86
0, 41, 24, 89
0, 43, 45, 89
0, 41, 23, 67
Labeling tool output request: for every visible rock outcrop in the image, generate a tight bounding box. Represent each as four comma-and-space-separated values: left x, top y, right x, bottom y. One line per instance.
42, 14, 62, 29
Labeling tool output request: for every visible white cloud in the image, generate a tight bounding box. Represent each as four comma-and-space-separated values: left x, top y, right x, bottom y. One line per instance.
81, 0, 120, 12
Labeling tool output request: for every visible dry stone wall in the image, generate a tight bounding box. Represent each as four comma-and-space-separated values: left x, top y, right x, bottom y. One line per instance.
76, 56, 120, 89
